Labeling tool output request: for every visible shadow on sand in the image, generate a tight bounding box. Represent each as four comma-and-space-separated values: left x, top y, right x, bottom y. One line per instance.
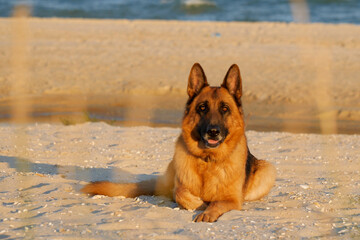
0, 155, 155, 183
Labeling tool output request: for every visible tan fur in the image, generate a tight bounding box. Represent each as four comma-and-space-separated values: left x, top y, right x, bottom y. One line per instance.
81, 63, 276, 222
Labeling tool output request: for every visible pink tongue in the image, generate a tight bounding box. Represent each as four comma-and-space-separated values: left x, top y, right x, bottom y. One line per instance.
208, 139, 219, 145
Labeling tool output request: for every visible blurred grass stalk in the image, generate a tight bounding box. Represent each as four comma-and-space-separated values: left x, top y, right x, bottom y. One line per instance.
289, 0, 310, 23
11, 4, 35, 238
11, 4, 31, 125
11, 4, 32, 170
290, 1, 342, 237
289, 0, 337, 134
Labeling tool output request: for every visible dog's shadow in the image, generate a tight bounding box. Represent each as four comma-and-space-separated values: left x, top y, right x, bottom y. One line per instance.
0, 155, 154, 184
0, 156, 205, 219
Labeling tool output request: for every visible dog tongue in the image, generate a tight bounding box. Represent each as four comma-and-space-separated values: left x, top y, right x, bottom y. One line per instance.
208, 139, 219, 145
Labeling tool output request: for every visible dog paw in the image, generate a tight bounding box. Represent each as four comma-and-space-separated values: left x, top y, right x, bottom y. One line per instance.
194, 211, 219, 223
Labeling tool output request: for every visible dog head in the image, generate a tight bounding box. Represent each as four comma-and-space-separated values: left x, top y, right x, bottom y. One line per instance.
181, 63, 246, 158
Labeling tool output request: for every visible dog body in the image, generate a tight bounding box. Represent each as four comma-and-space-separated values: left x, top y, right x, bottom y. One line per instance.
82, 63, 276, 222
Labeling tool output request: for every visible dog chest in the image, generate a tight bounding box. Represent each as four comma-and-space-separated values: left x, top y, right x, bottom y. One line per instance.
198, 161, 243, 202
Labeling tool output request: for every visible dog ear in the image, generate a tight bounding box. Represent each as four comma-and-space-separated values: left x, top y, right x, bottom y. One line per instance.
187, 63, 209, 99
221, 64, 242, 106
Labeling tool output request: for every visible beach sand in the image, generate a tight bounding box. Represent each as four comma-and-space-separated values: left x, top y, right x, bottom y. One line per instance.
0, 123, 359, 239
0, 18, 359, 238
0, 18, 359, 133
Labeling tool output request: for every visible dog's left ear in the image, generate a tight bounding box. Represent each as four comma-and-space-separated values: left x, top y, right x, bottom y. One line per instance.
221, 64, 242, 106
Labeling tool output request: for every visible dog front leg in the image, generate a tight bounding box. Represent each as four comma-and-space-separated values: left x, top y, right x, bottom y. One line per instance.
174, 186, 207, 211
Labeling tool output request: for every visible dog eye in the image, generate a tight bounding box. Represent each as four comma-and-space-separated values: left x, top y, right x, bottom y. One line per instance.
198, 104, 207, 112
222, 106, 229, 113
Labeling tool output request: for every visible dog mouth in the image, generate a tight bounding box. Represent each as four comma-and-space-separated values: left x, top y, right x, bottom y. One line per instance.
203, 137, 223, 149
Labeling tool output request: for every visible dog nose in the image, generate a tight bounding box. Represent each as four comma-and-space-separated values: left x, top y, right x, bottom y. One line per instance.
207, 125, 220, 138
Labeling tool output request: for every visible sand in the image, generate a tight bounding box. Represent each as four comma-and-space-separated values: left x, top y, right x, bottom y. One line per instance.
0, 122, 359, 239
0, 18, 359, 133
0, 17, 359, 238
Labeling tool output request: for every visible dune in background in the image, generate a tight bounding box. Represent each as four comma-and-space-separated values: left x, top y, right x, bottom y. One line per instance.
0, 18, 359, 133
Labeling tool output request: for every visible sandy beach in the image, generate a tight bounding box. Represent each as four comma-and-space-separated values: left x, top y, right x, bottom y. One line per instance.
0, 18, 359, 133
0, 18, 359, 238
0, 123, 359, 239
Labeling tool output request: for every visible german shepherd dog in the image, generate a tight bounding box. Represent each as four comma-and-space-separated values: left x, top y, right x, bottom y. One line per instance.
82, 63, 276, 222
